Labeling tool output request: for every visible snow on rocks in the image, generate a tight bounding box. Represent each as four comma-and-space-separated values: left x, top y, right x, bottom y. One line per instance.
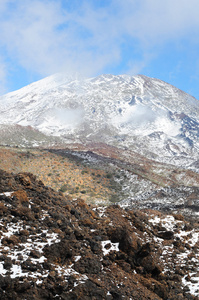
0, 211, 60, 281
0, 169, 199, 299
101, 240, 119, 256
0, 192, 14, 197
182, 273, 199, 296
147, 213, 199, 297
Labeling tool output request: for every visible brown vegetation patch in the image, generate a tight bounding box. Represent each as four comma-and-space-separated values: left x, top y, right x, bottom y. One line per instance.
12, 190, 29, 204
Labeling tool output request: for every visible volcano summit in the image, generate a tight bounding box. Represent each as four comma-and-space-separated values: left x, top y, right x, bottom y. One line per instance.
0, 73, 199, 171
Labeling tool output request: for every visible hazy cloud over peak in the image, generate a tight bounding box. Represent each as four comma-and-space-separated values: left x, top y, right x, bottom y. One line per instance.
0, 0, 199, 97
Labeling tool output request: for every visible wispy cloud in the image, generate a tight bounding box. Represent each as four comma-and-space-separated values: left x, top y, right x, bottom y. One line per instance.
0, 0, 199, 94
0, 56, 8, 95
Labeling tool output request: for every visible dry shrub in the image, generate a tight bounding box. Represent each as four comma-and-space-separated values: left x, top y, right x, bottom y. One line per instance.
64, 204, 71, 211
19, 229, 29, 236
13, 206, 32, 219
0, 203, 7, 215
173, 214, 184, 221
90, 210, 97, 219
2, 235, 20, 246
76, 199, 97, 219
77, 199, 89, 209
81, 218, 92, 227
18, 174, 32, 186
13, 190, 29, 204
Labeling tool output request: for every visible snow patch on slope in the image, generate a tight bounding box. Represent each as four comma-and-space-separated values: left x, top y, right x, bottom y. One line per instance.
0, 73, 199, 169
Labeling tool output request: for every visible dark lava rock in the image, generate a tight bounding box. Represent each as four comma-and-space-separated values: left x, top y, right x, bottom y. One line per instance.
44, 240, 73, 264
74, 256, 101, 274
0, 169, 197, 300
157, 230, 174, 240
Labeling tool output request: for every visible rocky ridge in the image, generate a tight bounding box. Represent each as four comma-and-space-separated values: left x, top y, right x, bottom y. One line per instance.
0, 169, 199, 299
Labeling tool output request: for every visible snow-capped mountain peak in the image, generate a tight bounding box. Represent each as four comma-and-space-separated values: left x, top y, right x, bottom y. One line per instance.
0, 73, 199, 170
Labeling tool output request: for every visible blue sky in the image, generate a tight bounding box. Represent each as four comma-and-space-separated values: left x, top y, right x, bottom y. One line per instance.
0, 0, 199, 99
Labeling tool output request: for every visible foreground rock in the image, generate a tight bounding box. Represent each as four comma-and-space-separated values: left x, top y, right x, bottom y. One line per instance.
0, 169, 198, 299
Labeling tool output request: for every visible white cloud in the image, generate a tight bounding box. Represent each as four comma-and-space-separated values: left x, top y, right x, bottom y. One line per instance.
0, 57, 8, 95
0, 0, 199, 93
0, 0, 123, 80
1, 1, 68, 74
114, 0, 199, 44
120, 104, 156, 126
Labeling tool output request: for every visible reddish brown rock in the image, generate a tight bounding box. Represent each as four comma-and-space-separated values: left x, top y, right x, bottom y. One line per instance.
0, 169, 197, 300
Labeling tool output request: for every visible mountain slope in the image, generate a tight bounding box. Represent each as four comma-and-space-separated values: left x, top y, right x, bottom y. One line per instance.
0, 73, 199, 169
1, 145, 199, 219
0, 168, 198, 299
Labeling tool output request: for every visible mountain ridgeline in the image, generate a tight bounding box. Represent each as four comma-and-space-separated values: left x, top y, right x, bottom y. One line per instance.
0, 73, 199, 170
0, 75, 199, 299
